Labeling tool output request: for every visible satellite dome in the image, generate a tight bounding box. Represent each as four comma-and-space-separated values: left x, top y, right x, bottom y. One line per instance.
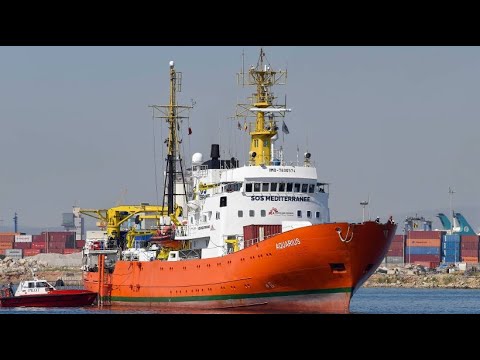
192, 153, 203, 164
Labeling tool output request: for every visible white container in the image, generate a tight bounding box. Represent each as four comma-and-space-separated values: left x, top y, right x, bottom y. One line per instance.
15, 235, 32, 243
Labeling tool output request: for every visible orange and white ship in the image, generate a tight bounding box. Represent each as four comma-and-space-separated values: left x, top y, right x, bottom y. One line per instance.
80, 49, 396, 313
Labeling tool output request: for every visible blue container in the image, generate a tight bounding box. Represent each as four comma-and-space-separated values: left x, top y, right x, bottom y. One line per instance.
444, 234, 461, 242
405, 246, 441, 255
443, 243, 460, 250
442, 254, 460, 262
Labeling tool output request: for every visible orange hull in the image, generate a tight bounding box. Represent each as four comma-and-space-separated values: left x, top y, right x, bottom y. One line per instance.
84, 221, 396, 313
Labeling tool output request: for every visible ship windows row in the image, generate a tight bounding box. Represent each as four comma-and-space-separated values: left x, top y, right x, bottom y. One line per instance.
238, 210, 321, 219
244, 182, 325, 194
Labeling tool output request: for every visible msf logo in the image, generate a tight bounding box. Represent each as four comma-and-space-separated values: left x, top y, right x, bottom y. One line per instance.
268, 207, 279, 215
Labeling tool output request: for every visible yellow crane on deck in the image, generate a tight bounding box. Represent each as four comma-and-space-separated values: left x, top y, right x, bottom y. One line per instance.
79, 204, 183, 249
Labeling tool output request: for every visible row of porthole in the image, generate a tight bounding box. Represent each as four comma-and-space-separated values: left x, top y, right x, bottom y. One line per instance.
157, 253, 273, 271
168, 285, 244, 294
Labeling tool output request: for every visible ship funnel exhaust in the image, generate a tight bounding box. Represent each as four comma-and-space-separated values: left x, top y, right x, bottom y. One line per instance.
211, 144, 220, 160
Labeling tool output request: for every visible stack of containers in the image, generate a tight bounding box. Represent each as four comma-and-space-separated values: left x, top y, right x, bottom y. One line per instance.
385, 234, 404, 264
43, 231, 76, 254
13, 234, 32, 251
460, 235, 479, 263
442, 234, 461, 263
29, 234, 46, 255
405, 230, 443, 268
0, 233, 16, 256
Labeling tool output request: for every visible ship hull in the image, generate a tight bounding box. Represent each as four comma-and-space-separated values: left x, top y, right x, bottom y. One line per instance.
83, 221, 396, 313
0, 290, 98, 308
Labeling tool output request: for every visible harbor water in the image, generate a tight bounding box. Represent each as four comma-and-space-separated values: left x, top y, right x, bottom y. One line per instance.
2, 287, 480, 314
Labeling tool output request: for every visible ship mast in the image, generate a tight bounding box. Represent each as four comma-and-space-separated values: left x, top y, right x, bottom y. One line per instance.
149, 61, 193, 218
236, 48, 289, 166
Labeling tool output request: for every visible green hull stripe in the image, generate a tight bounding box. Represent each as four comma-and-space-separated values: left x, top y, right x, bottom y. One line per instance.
103, 287, 352, 303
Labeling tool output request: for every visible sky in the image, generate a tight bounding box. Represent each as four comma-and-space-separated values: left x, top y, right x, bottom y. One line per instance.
1, 46, 480, 233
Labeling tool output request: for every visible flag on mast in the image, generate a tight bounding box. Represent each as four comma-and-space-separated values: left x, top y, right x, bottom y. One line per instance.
282, 120, 290, 134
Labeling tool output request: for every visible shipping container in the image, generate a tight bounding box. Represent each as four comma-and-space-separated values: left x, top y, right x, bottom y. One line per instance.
388, 242, 404, 250
405, 254, 441, 262
387, 249, 403, 257
23, 249, 41, 256
46, 242, 66, 250
5, 249, 22, 257
32, 234, 45, 243
461, 235, 479, 250
392, 234, 406, 243
0, 235, 15, 243
461, 242, 479, 250
243, 225, 282, 247
13, 242, 31, 250
76, 240, 86, 249
461, 256, 479, 263
14, 234, 32, 243
0, 242, 14, 250
31, 242, 46, 249
443, 243, 461, 251
405, 246, 441, 255
406, 238, 441, 247
407, 230, 444, 239
461, 235, 479, 243
460, 249, 478, 257
442, 255, 460, 263
443, 234, 460, 243
385, 256, 403, 264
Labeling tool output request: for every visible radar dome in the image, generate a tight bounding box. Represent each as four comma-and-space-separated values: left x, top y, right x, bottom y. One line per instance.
192, 153, 203, 164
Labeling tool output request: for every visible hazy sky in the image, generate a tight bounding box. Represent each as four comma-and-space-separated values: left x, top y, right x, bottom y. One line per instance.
1, 46, 480, 231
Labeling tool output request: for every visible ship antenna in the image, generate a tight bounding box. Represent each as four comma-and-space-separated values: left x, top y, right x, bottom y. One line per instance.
449, 186, 455, 233
149, 60, 193, 219
242, 49, 245, 87
235, 48, 289, 166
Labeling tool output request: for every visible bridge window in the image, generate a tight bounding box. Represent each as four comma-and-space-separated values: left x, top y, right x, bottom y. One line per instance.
294, 183, 301, 192
309, 184, 315, 193
262, 183, 269, 192
278, 183, 285, 192
249, 210, 255, 217
316, 212, 321, 219
220, 196, 227, 207
216, 212, 220, 220
238, 210, 243, 218
302, 184, 308, 193
297, 210, 302, 218
286, 183, 293, 192
261, 210, 266, 217
245, 183, 252, 192
270, 182, 277, 191
253, 183, 261, 192
307, 211, 312, 218
254, 139, 259, 147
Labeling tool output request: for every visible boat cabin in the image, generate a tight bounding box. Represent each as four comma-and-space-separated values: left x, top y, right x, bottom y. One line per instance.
15, 279, 55, 297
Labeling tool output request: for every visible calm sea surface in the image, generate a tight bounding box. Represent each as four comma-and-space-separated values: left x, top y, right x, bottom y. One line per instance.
1, 287, 480, 314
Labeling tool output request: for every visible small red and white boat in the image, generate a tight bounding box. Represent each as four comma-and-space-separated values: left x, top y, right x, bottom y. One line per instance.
0, 277, 97, 308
